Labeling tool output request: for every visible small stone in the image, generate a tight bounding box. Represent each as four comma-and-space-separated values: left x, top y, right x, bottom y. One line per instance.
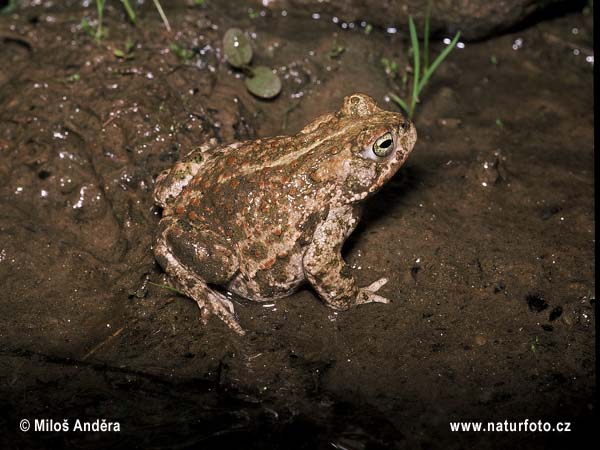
475, 335, 487, 346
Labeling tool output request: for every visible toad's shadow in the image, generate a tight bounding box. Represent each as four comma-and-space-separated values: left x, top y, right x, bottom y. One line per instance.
343, 163, 423, 256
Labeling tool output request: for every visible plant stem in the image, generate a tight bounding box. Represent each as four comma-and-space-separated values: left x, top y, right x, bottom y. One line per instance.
152, 0, 171, 32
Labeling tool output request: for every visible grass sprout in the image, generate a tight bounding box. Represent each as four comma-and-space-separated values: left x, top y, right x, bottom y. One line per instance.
148, 281, 184, 296
389, 2, 461, 119
87, 0, 171, 41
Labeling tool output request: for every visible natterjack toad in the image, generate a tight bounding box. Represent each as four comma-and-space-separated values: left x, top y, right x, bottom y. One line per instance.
153, 94, 417, 334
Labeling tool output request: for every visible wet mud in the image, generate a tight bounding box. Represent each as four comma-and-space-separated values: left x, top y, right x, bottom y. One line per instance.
0, 1, 594, 448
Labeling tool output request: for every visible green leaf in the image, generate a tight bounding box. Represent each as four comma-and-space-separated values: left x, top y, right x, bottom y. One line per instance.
245, 66, 281, 99
223, 28, 253, 68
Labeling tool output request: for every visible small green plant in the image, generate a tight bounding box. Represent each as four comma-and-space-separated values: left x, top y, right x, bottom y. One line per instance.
169, 42, 195, 61
84, 0, 170, 42
389, 2, 461, 119
113, 37, 135, 58
81, 18, 98, 39
380, 57, 399, 79
328, 37, 345, 59
223, 28, 282, 99
530, 336, 540, 353
67, 73, 81, 83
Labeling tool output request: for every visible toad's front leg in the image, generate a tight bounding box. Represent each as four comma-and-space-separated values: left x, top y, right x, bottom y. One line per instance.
302, 205, 390, 311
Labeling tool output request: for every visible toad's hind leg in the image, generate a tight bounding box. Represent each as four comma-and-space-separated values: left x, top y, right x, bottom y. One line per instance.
154, 220, 245, 335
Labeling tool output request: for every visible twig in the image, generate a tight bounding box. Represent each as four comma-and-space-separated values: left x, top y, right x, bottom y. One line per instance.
82, 326, 125, 361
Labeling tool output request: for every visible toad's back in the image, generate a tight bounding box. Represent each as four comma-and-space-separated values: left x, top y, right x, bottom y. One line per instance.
166, 133, 339, 242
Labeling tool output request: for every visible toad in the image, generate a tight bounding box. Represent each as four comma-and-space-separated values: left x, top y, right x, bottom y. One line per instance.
153, 94, 417, 334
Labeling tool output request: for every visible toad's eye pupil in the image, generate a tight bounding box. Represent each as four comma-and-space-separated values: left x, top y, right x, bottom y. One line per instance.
372, 132, 394, 157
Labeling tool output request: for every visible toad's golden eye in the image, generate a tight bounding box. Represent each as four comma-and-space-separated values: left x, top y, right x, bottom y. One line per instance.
372, 132, 394, 157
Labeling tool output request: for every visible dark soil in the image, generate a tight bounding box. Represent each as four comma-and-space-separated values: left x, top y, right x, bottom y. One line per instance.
0, 1, 594, 449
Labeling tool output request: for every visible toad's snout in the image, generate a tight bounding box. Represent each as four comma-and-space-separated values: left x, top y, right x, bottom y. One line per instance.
395, 120, 417, 159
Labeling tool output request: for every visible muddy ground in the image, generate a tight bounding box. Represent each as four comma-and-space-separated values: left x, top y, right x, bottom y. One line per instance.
0, 1, 595, 449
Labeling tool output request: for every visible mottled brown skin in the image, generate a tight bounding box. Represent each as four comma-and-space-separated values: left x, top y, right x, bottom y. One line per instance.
153, 94, 417, 334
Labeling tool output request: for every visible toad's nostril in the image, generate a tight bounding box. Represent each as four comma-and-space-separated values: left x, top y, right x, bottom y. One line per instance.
400, 121, 410, 132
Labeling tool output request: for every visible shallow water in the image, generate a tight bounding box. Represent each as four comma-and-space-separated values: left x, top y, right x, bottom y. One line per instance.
0, 1, 594, 448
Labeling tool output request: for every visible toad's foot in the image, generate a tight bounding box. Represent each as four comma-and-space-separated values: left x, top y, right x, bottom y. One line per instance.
356, 277, 390, 305
154, 238, 245, 335
191, 286, 246, 336
154, 230, 245, 335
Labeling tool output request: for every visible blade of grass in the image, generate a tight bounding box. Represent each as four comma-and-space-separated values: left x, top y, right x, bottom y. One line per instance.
389, 93, 409, 115
408, 16, 420, 119
418, 31, 461, 93
121, 0, 136, 24
423, 0, 431, 72
152, 0, 171, 32
148, 281, 184, 295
